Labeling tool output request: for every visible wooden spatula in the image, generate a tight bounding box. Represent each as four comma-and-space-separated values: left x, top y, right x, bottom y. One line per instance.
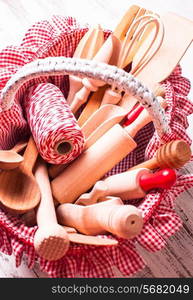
0, 136, 40, 214
67, 24, 104, 104
132, 12, 193, 92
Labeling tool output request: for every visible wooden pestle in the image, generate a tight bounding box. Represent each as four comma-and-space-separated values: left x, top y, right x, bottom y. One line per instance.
76, 168, 177, 206
33, 159, 69, 261
57, 197, 143, 239
51, 105, 158, 204
129, 140, 192, 171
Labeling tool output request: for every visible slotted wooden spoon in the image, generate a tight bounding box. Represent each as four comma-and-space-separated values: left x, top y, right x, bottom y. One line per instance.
0, 136, 40, 214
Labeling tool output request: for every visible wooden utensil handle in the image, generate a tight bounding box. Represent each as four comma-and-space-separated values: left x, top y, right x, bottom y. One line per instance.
48, 163, 67, 179
11, 140, 28, 153
21, 136, 39, 172
125, 96, 166, 138
35, 159, 58, 227
113, 5, 140, 40
129, 157, 159, 171
77, 85, 107, 127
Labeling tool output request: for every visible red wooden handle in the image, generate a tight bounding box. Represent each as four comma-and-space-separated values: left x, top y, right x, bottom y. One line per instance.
123, 103, 143, 127
139, 168, 177, 191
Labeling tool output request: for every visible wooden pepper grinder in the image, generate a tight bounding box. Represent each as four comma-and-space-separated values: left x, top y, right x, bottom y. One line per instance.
75, 168, 177, 205
51, 103, 161, 204
57, 197, 143, 239
34, 159, 69, 261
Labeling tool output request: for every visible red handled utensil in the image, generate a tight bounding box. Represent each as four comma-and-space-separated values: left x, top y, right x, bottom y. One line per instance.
139, 168, 177, 191
76, 168, 176, 206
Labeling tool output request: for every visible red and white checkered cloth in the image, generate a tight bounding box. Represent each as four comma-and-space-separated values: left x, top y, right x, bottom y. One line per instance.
0, 15, 193, 278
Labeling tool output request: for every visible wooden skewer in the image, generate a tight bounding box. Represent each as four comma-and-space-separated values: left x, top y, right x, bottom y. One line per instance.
57, 197, 143, 239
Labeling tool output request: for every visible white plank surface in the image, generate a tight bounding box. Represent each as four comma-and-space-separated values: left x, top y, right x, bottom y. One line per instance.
0, 0, 193, 278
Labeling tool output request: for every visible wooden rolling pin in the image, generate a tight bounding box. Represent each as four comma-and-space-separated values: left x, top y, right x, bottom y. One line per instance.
57, 197, 143, 239
75, 168, 177, 205
51, 104, 161, 204
33, 159, 69, 261
129, 140, 192, 170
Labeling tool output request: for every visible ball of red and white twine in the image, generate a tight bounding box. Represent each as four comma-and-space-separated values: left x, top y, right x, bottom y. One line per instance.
24, 83, 85, 164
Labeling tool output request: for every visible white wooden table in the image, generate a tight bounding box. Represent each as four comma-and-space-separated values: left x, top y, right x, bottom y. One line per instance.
0, 0, 193, 278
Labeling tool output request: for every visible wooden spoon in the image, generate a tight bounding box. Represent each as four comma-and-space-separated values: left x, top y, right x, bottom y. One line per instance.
0, 140, 27, 170
67, 24, 104, 104
0, 136, 40, 214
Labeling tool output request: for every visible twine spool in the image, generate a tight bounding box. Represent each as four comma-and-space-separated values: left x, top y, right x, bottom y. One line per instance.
24, 83, 85, 164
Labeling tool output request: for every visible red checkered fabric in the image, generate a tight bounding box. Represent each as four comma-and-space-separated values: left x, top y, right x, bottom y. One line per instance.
0, 15, 193, 278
